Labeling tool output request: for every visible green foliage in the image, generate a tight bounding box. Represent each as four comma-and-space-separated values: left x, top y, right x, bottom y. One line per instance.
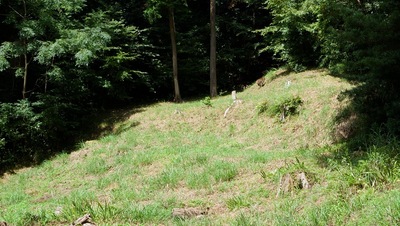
325, 132, 400, 189
0, 0, 153, 170
234, 213, 258, 226
351, 150, 399, 188
259, 0, 321, 71
0, 95, 94, 170
276, 157, 312, 180
201, 96, 212, 107
257, 96, 303, 121
260, 0, 400, 136
277, 96, 303, 118
0, 100, 43, 168
85, 157, 109, 175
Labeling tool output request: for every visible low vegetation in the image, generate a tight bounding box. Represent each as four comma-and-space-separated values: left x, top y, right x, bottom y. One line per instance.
1, 69, 400, 225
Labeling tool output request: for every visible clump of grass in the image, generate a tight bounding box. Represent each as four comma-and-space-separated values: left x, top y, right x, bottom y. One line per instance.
248, 152, 273, 164
343, 149, 400, 189
324, 132, 400, 189
121, 203, 169, 224
132, 151, 156, 167
61, 200, 94, 222
186, 171, 212, 189
84, 157, 109, 175
209, 161, 238, 183
233, 213, 258, 226
171, 153, 210, 169
256, 100, 269, 115
226, 196, 250, 210
256, 96, 303, 122
150, 167, 181, 189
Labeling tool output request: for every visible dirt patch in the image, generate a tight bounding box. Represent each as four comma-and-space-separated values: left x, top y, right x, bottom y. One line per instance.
141, 161, 166, 177
33, 194, 53, 203
69, 148, 92, 163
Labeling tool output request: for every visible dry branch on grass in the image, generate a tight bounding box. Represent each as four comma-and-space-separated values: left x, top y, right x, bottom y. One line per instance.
70, 214, 96, 226
172, 207, 209, 219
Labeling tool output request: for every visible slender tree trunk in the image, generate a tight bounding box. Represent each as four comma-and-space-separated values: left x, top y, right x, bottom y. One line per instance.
22, 52, 28, 99
168, 7, 182, 103
22, 1, 28, 99
210, 0, 217, 97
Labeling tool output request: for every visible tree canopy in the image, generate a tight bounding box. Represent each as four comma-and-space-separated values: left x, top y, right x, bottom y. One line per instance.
1, 0, 399, 171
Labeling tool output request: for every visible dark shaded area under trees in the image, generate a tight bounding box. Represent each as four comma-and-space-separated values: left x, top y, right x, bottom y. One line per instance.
262, 0, 400, 151
0, 0, 271, 173
1, 0, 400, 173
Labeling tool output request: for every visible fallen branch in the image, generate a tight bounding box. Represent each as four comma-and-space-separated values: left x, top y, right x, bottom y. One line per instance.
172, 207, 209, 219
70, 214, 96, 226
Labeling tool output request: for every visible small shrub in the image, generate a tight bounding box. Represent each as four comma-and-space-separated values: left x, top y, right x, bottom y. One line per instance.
256, 96, 303, 121
277, 96, 303, 120
201, 97, 212, 107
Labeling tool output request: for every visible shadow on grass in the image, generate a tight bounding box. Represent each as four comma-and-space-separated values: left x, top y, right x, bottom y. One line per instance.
0, 104, 146, 176
315, 73, 400, 187
82, 106, 144, 140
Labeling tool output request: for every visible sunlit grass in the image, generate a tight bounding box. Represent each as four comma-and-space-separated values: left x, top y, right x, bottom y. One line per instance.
4, 69, 400, 225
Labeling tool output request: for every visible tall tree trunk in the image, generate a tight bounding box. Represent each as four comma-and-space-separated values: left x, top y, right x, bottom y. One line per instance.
210, 0, 217, 97
22, 52, 28, 99
168, 7, 182, 103
22, 1, 28, 99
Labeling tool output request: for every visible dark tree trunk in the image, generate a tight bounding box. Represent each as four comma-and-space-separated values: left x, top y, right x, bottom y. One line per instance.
168, 7, 182, 103
210, 0, 217, 98
22, 52, 28, 99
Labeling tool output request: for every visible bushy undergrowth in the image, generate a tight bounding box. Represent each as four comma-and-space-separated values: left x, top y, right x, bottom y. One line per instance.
261, 0, 400, 136
325, 132, 400, 189
0, 97, 92, 172
0, 100, 43, 168
257, 96, 303, 121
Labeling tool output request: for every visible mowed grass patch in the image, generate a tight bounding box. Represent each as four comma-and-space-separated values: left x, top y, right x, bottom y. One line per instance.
5, 69, 400, 225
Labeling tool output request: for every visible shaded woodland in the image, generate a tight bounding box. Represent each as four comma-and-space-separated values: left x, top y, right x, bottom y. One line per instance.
1, 0, 399, 171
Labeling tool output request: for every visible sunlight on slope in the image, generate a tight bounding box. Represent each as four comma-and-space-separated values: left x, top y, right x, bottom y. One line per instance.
1, 69, 361, 225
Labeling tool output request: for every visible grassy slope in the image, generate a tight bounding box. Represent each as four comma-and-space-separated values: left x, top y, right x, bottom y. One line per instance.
1, 69, 400, 225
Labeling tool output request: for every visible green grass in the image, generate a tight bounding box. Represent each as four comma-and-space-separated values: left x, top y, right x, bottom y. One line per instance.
2, 69, 400, 225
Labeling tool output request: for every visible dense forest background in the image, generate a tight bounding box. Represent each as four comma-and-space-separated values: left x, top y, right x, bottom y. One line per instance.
0, 0, 399, 171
